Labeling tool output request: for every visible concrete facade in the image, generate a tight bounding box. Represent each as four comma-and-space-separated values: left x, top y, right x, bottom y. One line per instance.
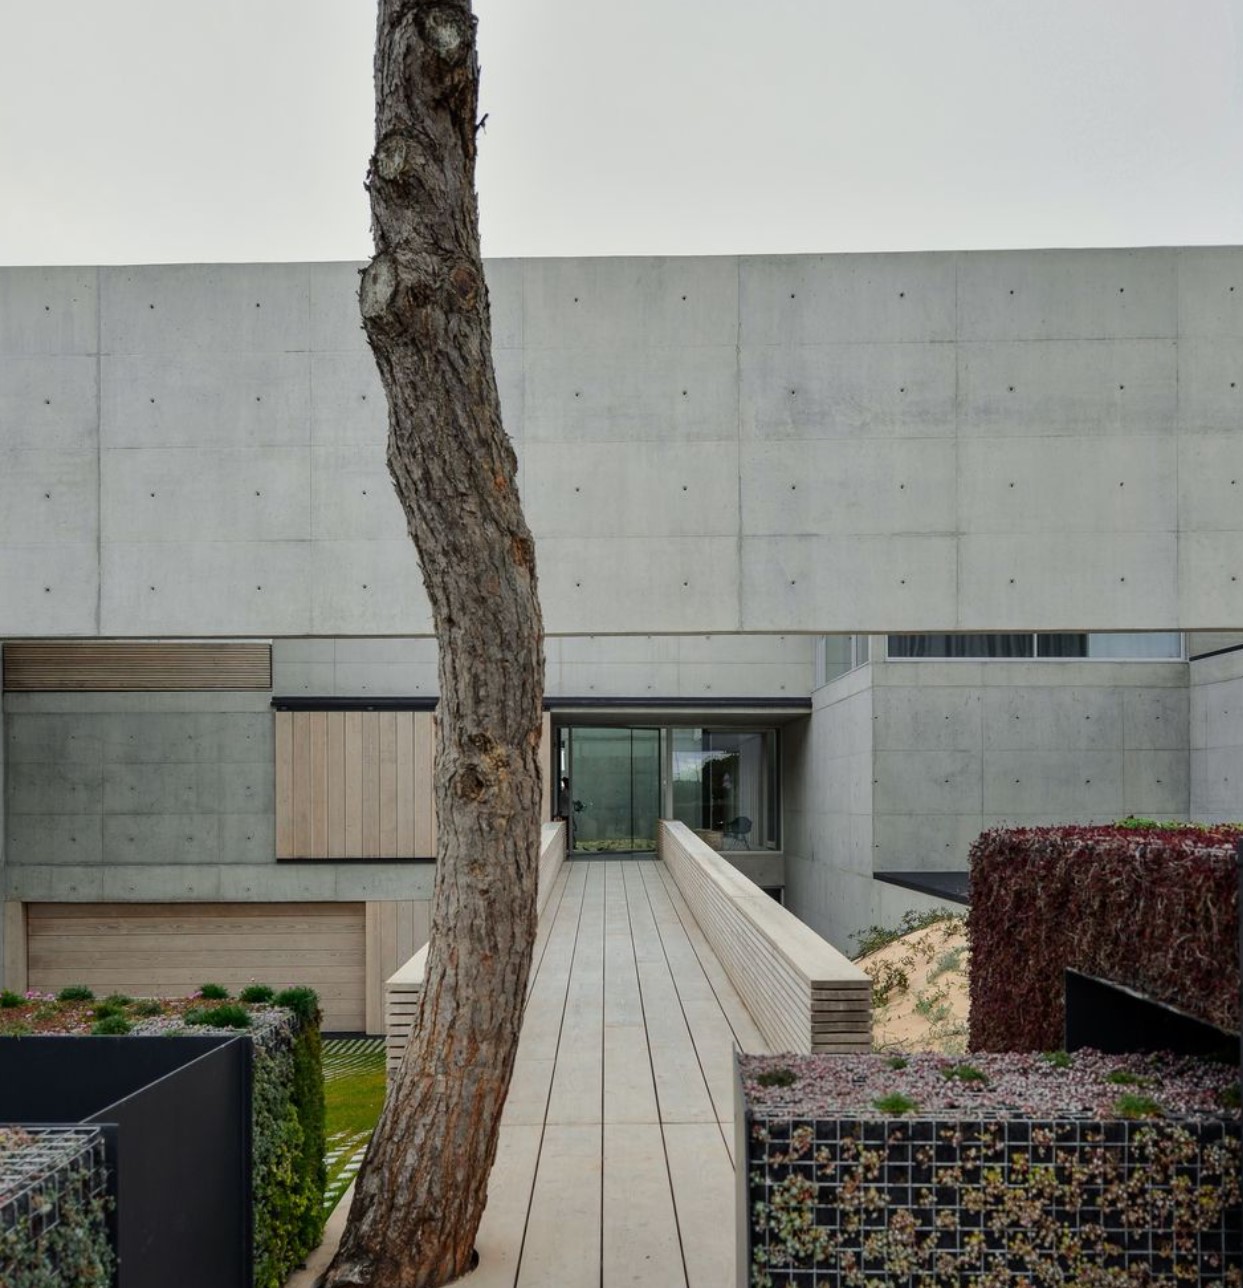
1190, 643, 1243, 825
4, 248, 1243, 639
4, 247, 1243, 999
783, 643, 1193, 950
271, 634, 813, 700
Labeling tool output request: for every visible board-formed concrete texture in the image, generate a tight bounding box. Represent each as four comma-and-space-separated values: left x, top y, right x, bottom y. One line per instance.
3, 247, 1243, 637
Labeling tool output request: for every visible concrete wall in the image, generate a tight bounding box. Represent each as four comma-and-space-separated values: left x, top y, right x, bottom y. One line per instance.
1190, 645, 1243, 824
271, 634, 814, 699
869, 654, 1190, 869
4, 248, 1243, 639
782, 667, 875, 951
2, 689, 435, 906
783, 649, 1191, 951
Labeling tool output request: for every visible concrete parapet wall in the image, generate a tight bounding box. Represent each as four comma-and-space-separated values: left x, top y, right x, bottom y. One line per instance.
657, 820, 870, 1053
4, 249, 1243, 637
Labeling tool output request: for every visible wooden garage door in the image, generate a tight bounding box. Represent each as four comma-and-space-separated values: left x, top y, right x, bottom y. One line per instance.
26, 903, 366, 1033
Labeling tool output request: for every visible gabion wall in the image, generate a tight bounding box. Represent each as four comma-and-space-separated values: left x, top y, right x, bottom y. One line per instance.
745, 1114, 1241, 1287
0, 1125, 113, 1287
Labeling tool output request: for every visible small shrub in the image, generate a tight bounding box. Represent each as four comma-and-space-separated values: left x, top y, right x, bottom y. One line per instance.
756, 1067, 798, 1089
91, 1014, 132, 1036
0, 989, 22, 1008
872, 1092, 918, 1115
1041, 1050, 1072, 1069
852, 908, 962, 958
942, 1063, 988, 1084
1219, 1084, 1242, 1110
240, 983, 276, 1004
186, 1003, 251, 1029
867, 960, 909, 1007
132, 998, 164, 1017
57, 984, 94, 1002
32, 1002, 59, 1021
1106, 1069, 1150, 1087
198, 982, 230, 1000
1113, 1092, 1163, 1120
928, 946, 965, 981
101, 992, 133, 1008
92, 1002, 124, 1021
275, 986, 320, 1024
886, 1055, 909, 1070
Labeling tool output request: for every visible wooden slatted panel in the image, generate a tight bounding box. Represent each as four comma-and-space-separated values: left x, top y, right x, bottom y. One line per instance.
276, 711, 437, 859
657, 822, 871, 1054
3, 642, 271, 691
26, 902, 366, 1032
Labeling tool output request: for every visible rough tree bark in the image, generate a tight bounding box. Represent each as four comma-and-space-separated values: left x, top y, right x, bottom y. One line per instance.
324, 2, 544, 1286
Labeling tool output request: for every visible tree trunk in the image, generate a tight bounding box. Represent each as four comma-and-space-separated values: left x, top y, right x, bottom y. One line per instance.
325, 3, 544, 1286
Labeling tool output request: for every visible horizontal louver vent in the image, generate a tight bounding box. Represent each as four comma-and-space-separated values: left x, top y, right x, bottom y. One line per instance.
3, 642, 272, 691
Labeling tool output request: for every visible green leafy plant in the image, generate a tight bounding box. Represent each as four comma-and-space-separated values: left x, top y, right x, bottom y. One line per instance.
57, 984, 94, 1002
101, 992, 133, 1008
1041, 1050, 1072, 1069
240, 983, 276, 1004
0, 989, 22, 1008
91, 1014, 132, 1036
867, 960, 910, 1007
1219, 1084, 1241, 1110
132, 998, 164, 1017
852, 908, 963, 958
942, 1062, 989, 1084
92, 1001, 124, 1021
1113, 1092, 1163, 1120
1106, 1069, 1151, 1087
186, 1003, 251, 1029
886, 1055, 909, 1070
872, 1092, 919, 1114
0, 1017, 33, 1037
275, 986, 321, 1025
756, 1067, 798, 1089
198, 982, 230, 1000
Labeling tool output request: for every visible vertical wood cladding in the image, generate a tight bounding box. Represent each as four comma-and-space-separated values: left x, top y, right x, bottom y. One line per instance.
3, 642, 272, 691
275, 710, 436, 859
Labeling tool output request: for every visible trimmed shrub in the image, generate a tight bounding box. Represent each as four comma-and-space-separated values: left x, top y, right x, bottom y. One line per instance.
968, 824, 1240, 1052
185, 1003, 251, 1030
239, 983, 275, 1004
248, 992, 326, 1288
198, 982, 230, 1000
56, 984, 94, 1002
91, 1014, 132, 1035
0, 989, 23, 1009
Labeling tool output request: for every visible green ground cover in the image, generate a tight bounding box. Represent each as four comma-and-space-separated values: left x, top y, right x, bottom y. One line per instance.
322, 1038, 386, 1213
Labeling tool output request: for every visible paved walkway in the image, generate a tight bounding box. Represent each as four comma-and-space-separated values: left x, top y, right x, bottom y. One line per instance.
469, 858, 768, 1288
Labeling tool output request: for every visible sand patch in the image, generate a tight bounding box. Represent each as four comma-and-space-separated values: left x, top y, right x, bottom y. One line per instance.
855, 916, 970, 1054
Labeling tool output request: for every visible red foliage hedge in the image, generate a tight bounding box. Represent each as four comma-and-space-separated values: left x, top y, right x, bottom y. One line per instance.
967, 825, 1240, 1052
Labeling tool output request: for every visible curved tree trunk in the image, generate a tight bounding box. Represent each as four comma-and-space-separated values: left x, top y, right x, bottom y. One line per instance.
325, 3, 544, 1285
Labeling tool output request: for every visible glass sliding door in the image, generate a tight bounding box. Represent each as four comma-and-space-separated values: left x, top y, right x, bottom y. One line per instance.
567, 727, 662, 854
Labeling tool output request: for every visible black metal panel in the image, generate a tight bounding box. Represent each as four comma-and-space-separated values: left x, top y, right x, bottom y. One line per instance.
271, 693, 813, 713
0, 1035, 227, 1121
1065, 970, 1238, 1060
0, 1036, 252, 1288
873, 869, 970, 905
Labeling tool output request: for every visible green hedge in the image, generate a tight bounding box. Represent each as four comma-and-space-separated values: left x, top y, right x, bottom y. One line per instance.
968, 824, 1241, 1051
0, 1127, 114, 1288
239, 995, 327, 1288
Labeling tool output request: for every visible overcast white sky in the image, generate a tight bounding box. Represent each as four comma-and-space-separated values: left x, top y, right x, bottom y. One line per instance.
0, 0, 1240, 265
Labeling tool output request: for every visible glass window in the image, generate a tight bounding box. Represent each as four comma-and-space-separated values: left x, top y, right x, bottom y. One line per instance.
670, 728, 778, 850
888, 632, 1183, 661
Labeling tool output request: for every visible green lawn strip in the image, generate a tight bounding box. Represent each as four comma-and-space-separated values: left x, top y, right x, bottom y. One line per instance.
322, 1040, 386, 1211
